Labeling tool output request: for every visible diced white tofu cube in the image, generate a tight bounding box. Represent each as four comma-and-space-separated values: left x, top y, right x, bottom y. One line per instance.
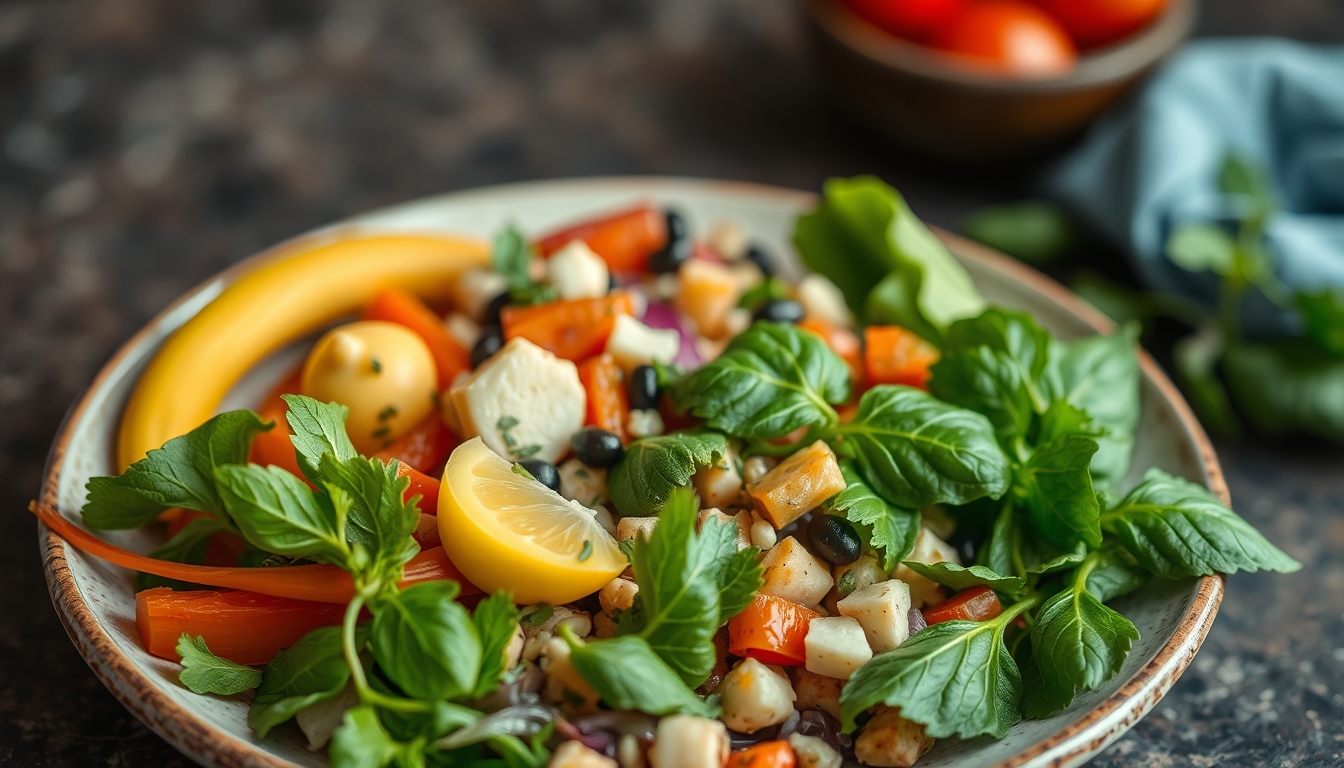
790, 667, 844, 721
444, 312, 481, 351
647, 715, 729, 768
599, 577, 639, 614
789, 733, 843, 768
760, 536, 835, 607
558, 458, 608, 508
891, 527, 961, 609
616, 516, 657, 542
706, 219, 748, 261
838, 580, 913, 653
450, 337, 586, 464
742, 456, 776, 485
550, 740, 618, 768
692, 446, 744, 509
605, 314, 680, 371
797, 274, 854, 328
853, 705, 934, 768
541, 637, 600, 715
718, 658, 797, 734
452, 267, 509, 322
697, 508, 751, 550
547, 240, 610, 301
805, 616, 872, 680
625, 408, 665, 439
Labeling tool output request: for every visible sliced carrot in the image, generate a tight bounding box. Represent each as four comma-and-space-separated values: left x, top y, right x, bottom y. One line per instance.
577, 353, 629, 441
248, 367, 305, 479
727, 593, 819, 666
726, 741, 797, 768
922, 585, 1002, 625
501, 292, 634, 362
800, 318, 863, 387
362, 288, 471, 388
373, 414, 458, 475
864, 325, 939, 390
535, 205, 667, 273
31, 501, 479, 602
136, 587, 345, 665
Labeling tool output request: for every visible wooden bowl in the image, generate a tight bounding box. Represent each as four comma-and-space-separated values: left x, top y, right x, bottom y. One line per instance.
807, 0, 1197, 163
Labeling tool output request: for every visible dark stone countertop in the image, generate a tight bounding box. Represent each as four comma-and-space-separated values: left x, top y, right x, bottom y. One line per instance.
1, 1, 1340, 765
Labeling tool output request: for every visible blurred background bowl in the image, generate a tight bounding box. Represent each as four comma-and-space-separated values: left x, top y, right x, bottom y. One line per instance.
807, 0, 1197, 164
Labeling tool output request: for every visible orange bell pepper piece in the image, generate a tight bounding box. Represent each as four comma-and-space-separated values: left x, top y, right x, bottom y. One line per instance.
362, 287, 471, 389
727, 593, 819, 666
922, 585, 1002, 625
726, 742, 797, 768
577, 353, 630, 441
864, 325, 940, 390
501, 292, 634, 362
534, 205, 667, 273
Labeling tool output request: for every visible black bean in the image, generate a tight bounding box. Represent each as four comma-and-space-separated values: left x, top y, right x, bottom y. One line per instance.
471, 325, 504, 367
808, 514, 862, 566
754, 299, 805, 324
570, 426, 624, 468
627, 365, 660, 410
647, 209, 692, 274
744, 243, 775, 277
484, 291, 511, 325
518, 459, 561, 493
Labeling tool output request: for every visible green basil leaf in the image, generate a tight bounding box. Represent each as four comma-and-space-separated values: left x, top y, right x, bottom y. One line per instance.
979, 502, 1086, 579
215, 464, 347, 562
865, 269, 939, 342
250, 625, 361, 738
1018, 651, 1077, 720
900, 562, 1026, 600
840, 615, 1021, 739
319, 453, 420, 572
1017, 431, 1102, 551
793, 175, 984, 338
329, 705, 403, 768
1296, 289, 1344, 356
371, 581, 481, 701
608, 432, 729, 517
1101, 468, 1300, 577
1084, 546, 1150, 603
282, 394, 358, 484
617, 488, 761, 687
565, 633, 719, 718
673, 322, 850, 439
960, 201, 1077, 264
825, 462, 919, 571
472, 591, 521, 698
175, 634, 261, 695
1028, 576, 1139, 717
832, 385, 1011, 509
82, 410, 271, 529
1223, 339, 1344, 442
1054, 324, 1142, 485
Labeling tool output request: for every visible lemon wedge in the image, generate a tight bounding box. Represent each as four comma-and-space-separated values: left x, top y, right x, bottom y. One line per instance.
438, 437, 625, 604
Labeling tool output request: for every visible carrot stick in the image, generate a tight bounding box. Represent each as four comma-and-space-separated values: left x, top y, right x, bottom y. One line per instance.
31, 501, 480, 601
577, 353, 630, 441
362, 288, 472, 388
136, 587, 346, 665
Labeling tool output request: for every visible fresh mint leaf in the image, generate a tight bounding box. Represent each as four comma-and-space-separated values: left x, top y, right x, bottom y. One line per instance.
1054, 324, 1141, 485
82, 410, 271, 529
329, 705, 404, 768
564, 633, 719, 718
493, 225, 555, 305
283, 395, 359, 484
1223, 339, 1344, 442
672, 322, 850, 439
825, 462, 919, 571
831, 385, 1011, 509
371, 581, 481, 701
617, 488, 761, 687
1085, 546, 1150, 603
472, 591, 521, 698
607, 432, 728, 517
175, 634, 261, 695
840, 612, 1022, 739
1019, 653, 1076, 720
901, 562, 1026, 600
319, 453, 419, 572
215, 464, 348, 562
1028, 571, 1139, 716
979, 503, 1086, 579
1017, 432, 1102, 551
250, 625, 362, 738
1101, 469, 1300, 577
793, 175, 984, 338
960, 201, 1077, 265
1296, 289, 1344, 356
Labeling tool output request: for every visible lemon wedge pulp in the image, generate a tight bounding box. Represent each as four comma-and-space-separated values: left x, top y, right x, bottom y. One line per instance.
438, 437, 625, 605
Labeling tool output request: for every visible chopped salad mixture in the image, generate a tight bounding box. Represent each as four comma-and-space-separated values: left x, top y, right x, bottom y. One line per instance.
35, 176, 1298, 768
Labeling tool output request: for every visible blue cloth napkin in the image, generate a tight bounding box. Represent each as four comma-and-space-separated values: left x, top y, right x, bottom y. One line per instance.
1047, 38, 1344, 336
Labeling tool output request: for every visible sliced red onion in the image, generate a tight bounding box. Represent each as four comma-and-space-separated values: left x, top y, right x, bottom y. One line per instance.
907, 606, 928, 636
642, 301, 702, 369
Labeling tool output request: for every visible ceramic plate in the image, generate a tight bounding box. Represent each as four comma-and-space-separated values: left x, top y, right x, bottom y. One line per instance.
39, 177, 1223, 768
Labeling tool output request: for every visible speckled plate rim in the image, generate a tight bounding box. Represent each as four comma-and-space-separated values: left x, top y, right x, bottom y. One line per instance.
37, 176, 1225, 768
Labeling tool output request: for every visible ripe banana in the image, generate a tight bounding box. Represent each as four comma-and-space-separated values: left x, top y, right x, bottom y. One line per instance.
117, 232, 488, 470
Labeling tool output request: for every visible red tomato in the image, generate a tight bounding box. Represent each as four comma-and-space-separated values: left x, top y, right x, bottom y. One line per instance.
728, 593, 819, 666
1040, 0, 1169, 49
842, 0, 967, 42
936, 1, 1077, 78
922, 585, 1003, 624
